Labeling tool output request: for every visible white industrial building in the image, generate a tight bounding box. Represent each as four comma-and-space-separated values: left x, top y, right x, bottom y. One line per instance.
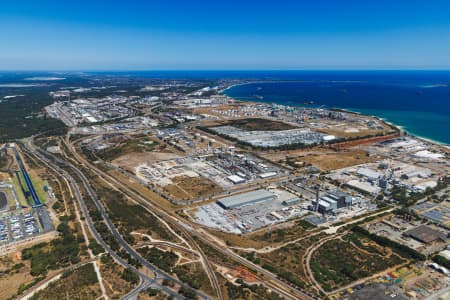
217, 189, 276, 209
312, 190, 353, 213
227, 175, 246, 184
347, 180, 381, 195
357, 167, 382, 180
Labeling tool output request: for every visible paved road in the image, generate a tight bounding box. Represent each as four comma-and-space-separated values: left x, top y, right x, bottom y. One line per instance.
66, 137, 314, 300
63, 138, 222, 300
190, 226, 315, 300
25, 142, 209, 300
23, 144, 156, 298
20, 259, 98, 300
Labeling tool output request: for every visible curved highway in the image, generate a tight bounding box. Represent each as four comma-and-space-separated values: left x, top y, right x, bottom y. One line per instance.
24, 142, 206, 300
65, 136, 313, 300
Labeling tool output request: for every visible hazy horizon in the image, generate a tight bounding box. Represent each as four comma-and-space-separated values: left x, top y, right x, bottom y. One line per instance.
2, 69, 450, 73
1, 1, 450, 70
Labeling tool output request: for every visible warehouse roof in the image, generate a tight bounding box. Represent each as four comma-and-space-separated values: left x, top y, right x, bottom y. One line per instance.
227, 175, 245, 184
217, 189, 275, 209
357, 167, 382, 179
404, 225, 447, 244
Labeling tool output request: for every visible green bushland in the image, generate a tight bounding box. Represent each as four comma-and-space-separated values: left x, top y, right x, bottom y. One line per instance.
137, 247, 178, 273
310, 237, 404, 291
88, 239, 104, 255
121, 267, 139, 285
179, 286, 198, 300
137, 246, 213, 293
29, 263, 99, 300
80, 165, 175, 243
174, 264, 211, 292
351, 226, 426, 260
391, 176, 450, 206
22, 222, 81, 277
432, 255, 450, 269
227, 118, 296, 131
254, 234, 326, 292
93, 186, 174, 241
94, 136, 158, 162
0, 89, 66, 141
0, 151, 10, 170
16, 276, 46, 297
146, 288, 159, 297
225, 280, 284, 300
343, 232, 386, 256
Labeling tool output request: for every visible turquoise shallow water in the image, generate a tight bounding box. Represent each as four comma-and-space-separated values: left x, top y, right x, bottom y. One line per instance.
346, 109, 450, 144
223, 77, 450, 145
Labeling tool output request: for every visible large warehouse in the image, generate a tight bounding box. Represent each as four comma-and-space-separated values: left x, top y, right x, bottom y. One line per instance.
312, 190, 353, 213
217, 189, 276, 209
404, 225, 447, 244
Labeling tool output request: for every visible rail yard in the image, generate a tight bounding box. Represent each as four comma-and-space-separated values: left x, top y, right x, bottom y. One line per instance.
0, 75, 448, 300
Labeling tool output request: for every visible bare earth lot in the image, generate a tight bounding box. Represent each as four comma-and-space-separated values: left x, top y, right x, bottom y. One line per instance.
162, 175, 223, 201
295, 149, 377, 171
112, 152, 181, 172
261, 148, 379, 171
227, 118, 297, 131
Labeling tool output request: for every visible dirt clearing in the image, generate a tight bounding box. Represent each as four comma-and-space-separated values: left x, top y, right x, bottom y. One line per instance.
112, 152, 181, 172
292, 149, 376, 171
162, 175, 223, 201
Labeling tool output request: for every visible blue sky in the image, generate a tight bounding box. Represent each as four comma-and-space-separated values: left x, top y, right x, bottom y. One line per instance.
1, 0, 450, 70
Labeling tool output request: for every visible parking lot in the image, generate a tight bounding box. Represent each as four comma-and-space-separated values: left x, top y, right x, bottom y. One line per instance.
191, 188, 309, 233
366, 216, 448, 255
0, 210, 41, 244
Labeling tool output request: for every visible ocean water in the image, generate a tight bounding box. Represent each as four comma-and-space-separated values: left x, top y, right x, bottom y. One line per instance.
222, 72, 450, 145
1, 70, 448, 144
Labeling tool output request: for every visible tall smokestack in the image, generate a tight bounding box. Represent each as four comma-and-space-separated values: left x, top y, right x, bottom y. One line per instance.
315, 186, 320, 212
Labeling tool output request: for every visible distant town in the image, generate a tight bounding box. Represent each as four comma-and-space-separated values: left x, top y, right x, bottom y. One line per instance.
0, 73, 449, 300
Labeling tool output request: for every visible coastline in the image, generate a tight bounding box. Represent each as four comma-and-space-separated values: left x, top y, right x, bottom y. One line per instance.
219, 79, 360, 93
336, 108, 449, 149
221, 82, 450, 148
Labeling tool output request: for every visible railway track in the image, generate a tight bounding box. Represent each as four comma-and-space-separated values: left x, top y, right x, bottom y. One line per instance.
63, 137, 224, 300
24, 141, 205, 300
65, 136, 314, 300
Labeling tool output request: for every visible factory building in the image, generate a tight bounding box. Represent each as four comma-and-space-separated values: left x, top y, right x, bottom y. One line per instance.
357, 167, 382, 181
404, 225, 447, 244
217, 189, 276, 209
282, 197, 301, 206
227, 175, 246, 184
312, 190, 352, 213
